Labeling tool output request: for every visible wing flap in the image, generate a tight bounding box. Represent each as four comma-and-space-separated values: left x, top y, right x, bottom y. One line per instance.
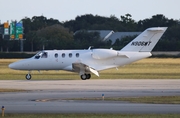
72, 62, 99, 77
89, 67, 99, 77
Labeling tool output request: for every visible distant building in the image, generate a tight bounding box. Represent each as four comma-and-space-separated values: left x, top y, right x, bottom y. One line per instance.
107, 32, 141, 44
88, 30, 114, 41
75, 30, 141, 45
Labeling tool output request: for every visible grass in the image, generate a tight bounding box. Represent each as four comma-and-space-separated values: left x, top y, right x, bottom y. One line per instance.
0, 58, 180, 80
118, 96, 180, 104
68, 96, 180, 104
3, 114, 180, 118
0, 88, 26, 92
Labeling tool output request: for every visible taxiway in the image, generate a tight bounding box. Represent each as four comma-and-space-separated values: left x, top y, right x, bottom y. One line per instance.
0, 79, 180, 114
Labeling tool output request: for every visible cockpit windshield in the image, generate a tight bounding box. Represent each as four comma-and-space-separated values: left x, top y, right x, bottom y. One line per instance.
34, 51, 48, 59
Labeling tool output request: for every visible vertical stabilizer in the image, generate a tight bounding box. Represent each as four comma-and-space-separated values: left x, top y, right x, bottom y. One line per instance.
121, 27, 167, 52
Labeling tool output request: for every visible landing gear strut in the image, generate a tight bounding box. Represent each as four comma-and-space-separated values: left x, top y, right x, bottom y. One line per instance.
80, 74, 91, 80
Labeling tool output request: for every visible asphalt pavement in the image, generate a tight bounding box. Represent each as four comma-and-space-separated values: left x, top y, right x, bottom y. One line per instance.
0, 79, 180, 114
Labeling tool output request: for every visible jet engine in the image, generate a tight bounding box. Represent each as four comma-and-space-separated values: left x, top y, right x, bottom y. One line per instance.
92, 49, 118, 59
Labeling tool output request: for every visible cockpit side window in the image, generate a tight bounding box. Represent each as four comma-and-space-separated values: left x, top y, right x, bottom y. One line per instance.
35, 55, 40, 59
41, 52, 48, 58
35, 51, 42, 59
34, 51, 48, 59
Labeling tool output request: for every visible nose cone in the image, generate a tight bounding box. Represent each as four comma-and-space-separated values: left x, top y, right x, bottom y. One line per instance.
9, 63, 16, 69
9, 59, 30, 70
9, 62, 20, 70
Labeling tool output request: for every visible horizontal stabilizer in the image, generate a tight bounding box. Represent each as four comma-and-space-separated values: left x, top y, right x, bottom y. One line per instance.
147, 27, 166, 31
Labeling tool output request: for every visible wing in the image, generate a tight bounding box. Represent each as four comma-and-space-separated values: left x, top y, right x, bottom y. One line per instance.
72, 62, 99, 77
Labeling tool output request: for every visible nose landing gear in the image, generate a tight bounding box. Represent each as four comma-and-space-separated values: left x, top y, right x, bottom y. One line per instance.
25, 71, 32, 80
25, 74, 31, 80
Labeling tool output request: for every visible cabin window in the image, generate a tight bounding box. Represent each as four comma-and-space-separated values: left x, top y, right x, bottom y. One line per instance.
55, 53, 58, 58
69, 53, 72, 58
62, 53, 65, 58
76, 53, 79, 58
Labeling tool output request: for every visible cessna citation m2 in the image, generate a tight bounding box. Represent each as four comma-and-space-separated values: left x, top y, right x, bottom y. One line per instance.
9, 27, 167, 80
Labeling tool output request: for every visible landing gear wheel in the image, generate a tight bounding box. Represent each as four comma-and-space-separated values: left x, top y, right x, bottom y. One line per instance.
80, 74, 91, 80
86, 74, 91, 79
25, 74, 31, 80
81, 74, 87, 80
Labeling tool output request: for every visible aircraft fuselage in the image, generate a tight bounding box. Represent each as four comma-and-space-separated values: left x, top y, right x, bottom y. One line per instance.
9, 49, 151, 72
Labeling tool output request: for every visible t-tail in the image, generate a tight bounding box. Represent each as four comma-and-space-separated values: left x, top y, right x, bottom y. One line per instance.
121, 27, 167, 52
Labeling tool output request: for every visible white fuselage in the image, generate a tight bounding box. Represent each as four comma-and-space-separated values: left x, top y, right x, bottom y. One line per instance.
9, 49, 151, 72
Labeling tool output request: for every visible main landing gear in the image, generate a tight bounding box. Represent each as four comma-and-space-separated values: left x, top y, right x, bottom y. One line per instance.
81, 74, 91, 80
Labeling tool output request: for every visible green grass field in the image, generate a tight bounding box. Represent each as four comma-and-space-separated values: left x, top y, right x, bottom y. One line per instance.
67, 96, 180, 104
0, 58, 180, 80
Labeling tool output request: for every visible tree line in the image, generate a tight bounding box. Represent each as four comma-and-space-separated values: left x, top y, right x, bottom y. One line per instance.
0, 14, 180, 51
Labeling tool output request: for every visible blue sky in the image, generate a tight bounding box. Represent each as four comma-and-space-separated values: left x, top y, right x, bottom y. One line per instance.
0, 0, 179, 23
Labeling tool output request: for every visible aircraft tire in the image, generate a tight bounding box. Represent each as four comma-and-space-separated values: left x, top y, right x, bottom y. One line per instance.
25, 74, 31, 80
86, 74, 91, 79
81, 74, 86, 80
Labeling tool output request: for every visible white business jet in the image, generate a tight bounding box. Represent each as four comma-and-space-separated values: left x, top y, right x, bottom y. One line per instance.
9, 27, 167, 80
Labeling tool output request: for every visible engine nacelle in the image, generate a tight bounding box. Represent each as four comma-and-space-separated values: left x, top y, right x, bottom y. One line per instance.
92, 49, 118, 59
